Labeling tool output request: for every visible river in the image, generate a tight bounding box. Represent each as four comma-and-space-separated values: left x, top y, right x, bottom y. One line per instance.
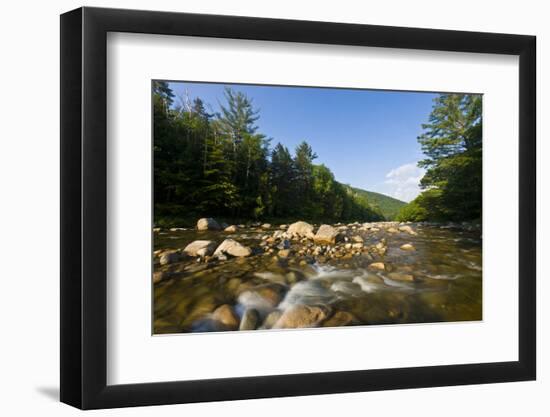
153, 221, 482, 334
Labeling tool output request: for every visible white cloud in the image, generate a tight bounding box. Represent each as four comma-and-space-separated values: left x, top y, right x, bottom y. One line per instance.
384, 162, 425, 202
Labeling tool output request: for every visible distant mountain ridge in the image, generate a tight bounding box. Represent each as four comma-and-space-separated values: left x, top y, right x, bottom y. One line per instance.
350, 187, 406, 220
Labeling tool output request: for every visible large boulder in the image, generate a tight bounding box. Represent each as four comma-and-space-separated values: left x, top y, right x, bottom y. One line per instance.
196, 217, 221, 231
313, 224, 340, 244
183, 240, 217, 257
273, 305, 329, 329
287, 221, 315, 239
214, 239, 252, 258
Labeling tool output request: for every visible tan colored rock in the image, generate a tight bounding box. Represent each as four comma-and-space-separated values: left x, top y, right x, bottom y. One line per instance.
387, 227, 399, 233
183, 240, 217, 257
322, 311, 356, 327
399, 225, 417, 235
400, 243, 416, 251
197, 217, 221, 231
273, 305, 329, 329
211, 304, 240, 330
224, 225, 238, 233
261, 223, 272, 229
314, 224, 340, 244
214, 239, 252, 258
287, 221, 315, 239
352, 235, 364, 243
368, 262, 385, 271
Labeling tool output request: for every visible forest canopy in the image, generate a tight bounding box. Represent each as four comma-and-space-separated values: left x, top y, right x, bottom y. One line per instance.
153, 81, 384, 226
396, 93, 482, 222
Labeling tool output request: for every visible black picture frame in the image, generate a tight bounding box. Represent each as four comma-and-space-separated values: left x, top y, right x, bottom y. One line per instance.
60, 6, 536, 410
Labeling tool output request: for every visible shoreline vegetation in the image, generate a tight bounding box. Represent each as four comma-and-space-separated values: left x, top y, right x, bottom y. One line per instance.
153, 82, 483, 333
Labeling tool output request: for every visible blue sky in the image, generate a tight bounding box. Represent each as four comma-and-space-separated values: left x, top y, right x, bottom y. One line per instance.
169, 81, 438, 202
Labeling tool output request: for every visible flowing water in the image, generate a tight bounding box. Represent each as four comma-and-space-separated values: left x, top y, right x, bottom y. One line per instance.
153, 222, 482, 334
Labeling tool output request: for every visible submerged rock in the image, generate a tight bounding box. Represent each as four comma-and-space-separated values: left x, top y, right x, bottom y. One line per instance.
287, 221, 315, 239
368, 262, 385, 271
239, 309, 259, 331
153, 271, 169, 284
183, 240, 217, 257
238, 283, 287, 312
313, 224, 340, 244
387, 272, 415, 282
400, 243, 416, 251
322, 311, 356, 327
159, 250, 183, 265
197, 217, 221, 231
214, 239, 252, 258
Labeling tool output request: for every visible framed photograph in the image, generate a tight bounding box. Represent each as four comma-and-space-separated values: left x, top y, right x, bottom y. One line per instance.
60, 6, 536, 409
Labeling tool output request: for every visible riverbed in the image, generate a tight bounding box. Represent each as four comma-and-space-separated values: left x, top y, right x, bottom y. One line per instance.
153, 221, 482, 334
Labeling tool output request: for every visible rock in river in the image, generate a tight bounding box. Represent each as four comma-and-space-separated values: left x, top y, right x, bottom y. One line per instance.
224, 225, 238, 233
183, 240, 217, 257
159, 250, 183, 265
399, 225, 417, 235
197, 217, 222, 231
368, 262, 385, 271
212, 304, 240, 330
400, 243, 416, 251
313, 224, 341, 244
273, 305, 329, 329
278, 249, 292, 258
214, 239, 252, 258
387, 272, 415, 282
287, 221, 315, 239
239, 309, 259, 330
322, 311, 356, 327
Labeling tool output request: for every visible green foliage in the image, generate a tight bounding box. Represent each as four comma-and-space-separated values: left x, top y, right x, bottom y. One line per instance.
153, 84, 384, 224
350, 188, 406, 220
397, 93, 482, 222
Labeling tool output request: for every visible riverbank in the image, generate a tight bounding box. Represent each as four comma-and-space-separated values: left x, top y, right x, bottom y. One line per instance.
154, 219, 482, 333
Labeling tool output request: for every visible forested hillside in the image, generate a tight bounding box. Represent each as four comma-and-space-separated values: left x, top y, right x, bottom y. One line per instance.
351, 188, 406, 220
153, 82, 385, 226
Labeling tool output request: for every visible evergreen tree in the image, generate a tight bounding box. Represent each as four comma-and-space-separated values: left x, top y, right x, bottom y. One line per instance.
398, 93, 482, 222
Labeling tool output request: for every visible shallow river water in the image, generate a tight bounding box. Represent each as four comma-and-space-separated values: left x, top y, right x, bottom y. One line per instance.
153, 222, 482, 334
